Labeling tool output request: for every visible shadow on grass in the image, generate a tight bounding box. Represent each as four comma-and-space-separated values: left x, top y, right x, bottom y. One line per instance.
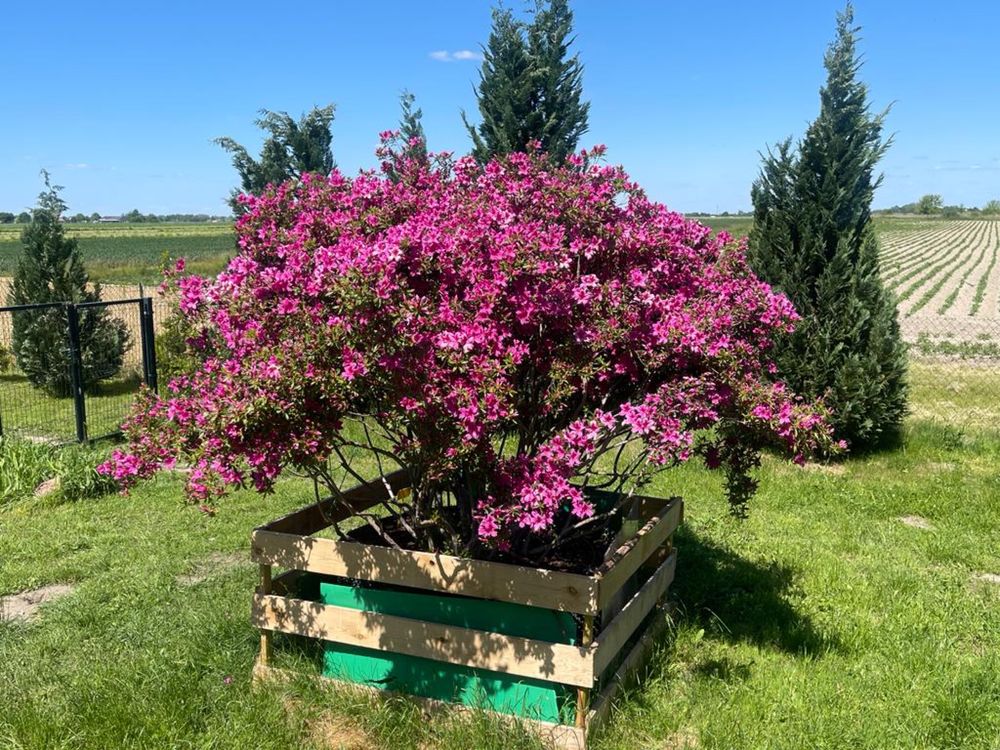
670, 525, 839, 657
89, 373, 143, 398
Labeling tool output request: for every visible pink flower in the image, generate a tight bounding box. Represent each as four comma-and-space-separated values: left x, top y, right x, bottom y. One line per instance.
341, 347, 367, 381
477, 514, 499, 538
276, 297, 299, 315
105, 138, 839, 549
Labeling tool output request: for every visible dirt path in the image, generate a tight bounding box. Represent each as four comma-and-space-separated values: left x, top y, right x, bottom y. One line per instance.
0, 583, 75, 623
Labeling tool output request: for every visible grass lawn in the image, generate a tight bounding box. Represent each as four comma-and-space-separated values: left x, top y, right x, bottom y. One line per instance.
1, 398, 998, 747
0, 371, 143, 442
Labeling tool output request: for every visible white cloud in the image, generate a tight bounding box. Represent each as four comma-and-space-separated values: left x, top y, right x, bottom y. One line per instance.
429, 49, 482, 63
65, 163, 90, 170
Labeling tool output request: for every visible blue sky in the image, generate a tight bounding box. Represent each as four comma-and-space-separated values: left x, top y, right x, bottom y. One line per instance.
1, 1, 997, 215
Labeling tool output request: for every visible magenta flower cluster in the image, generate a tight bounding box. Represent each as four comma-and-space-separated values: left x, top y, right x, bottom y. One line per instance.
101, 140, 839, 556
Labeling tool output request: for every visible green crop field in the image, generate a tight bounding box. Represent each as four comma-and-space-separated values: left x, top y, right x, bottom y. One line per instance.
0, 223, 236, 285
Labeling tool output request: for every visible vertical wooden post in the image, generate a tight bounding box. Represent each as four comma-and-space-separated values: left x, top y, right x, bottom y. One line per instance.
259, 564, 273, 665
576, 614, 595, 729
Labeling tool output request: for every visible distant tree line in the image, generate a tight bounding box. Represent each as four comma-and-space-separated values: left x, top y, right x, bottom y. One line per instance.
0, 211, 230, 224
876, 194, 1000, 217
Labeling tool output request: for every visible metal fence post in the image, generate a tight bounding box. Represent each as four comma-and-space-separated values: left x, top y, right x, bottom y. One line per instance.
139, 296, 158, 393
65, 303, 88, 443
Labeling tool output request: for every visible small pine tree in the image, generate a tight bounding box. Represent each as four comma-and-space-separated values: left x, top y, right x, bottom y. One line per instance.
9, 173, 130, 397
464, 0, 588, 163
748, 4, 907, 449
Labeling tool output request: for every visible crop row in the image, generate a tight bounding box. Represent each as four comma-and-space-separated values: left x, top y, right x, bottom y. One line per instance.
879, 220, 1000, 319
0, 231, 236, 284
902, 222, 991, 316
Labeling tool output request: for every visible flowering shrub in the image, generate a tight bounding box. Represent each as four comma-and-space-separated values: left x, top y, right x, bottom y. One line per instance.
102, 138, 840, 564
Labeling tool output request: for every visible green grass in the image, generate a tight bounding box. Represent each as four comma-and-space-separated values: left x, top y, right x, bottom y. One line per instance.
1, 376, 999, 748
688, 215, 753, 238
0, 223, 235, 285
0, 370, 143, 442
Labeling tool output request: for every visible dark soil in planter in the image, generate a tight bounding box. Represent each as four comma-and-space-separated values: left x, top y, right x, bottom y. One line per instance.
344, 487, 631, 576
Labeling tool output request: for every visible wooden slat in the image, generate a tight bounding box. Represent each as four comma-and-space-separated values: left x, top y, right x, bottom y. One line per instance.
251, 593, 597, 688
595, 498, 682, 609
592, 551, 676, 676
252, 662, 588, 749
251, 531, 600, 614
261, 469, 410, 535
258, 564, 273, 665
587, 602, 674, 735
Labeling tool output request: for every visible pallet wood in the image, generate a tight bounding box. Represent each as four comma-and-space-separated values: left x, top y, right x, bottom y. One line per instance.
251, 529, 600, 614
249, 476, 682, 749
592, 551, 676, 677
595, 498, 682, 610
262, 469, 410, 535
252, 602, 673, 750
586, 603, 674, 733
251, 592, 595, 687
252, 661, 588, 750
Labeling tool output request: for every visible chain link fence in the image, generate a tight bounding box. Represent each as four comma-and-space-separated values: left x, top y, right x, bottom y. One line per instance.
0, 298, 157, 443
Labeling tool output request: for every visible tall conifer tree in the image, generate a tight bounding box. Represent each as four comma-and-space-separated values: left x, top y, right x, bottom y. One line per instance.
749, 4, 907, 449
398, 90, 428, 166
464, 1, 588, 163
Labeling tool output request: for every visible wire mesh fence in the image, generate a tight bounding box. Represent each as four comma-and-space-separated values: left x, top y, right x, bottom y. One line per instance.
0, 297, 156, 444
902, 315, 1000, 431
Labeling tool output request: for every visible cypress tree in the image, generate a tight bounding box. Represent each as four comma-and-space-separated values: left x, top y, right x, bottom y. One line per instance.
749, 4, 907, 449
9, 173, 129, 397
526, 0, 589, 161
464, 0, 589, 163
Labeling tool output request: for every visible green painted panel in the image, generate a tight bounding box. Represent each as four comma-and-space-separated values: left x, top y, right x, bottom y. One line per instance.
319, 580, 577, 723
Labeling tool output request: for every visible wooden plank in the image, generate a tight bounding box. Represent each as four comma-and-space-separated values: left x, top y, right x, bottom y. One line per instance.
251, 531, 601, 615
586, 602, 674, 736
576, 615, 595, 729
261, 468, 410, 535
592, 551, 676, 677
251, 593, 597, 688
252, 662, 588, 749
595, 498, 681, 609
258, 564, 273, 665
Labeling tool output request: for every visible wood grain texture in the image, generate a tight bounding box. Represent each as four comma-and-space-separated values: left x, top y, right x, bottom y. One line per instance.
252, 661, 588, 749
251, 530, 601, 614
595, 498, 682, 609
593, 551, 676, 676
251, 593, 596, 687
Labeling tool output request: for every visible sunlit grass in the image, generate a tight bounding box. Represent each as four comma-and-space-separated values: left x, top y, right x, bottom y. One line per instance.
1, 386, 998, 748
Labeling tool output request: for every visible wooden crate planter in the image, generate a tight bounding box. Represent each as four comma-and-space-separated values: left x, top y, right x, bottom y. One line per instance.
250, 470, 682, 750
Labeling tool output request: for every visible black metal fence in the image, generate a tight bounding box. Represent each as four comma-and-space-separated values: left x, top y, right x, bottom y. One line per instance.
0, 297, 157, 443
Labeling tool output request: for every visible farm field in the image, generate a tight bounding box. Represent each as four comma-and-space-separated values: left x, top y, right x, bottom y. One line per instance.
879, 220, 1000, 349
0, 223, 235, 285
695, 216, 1000, 353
